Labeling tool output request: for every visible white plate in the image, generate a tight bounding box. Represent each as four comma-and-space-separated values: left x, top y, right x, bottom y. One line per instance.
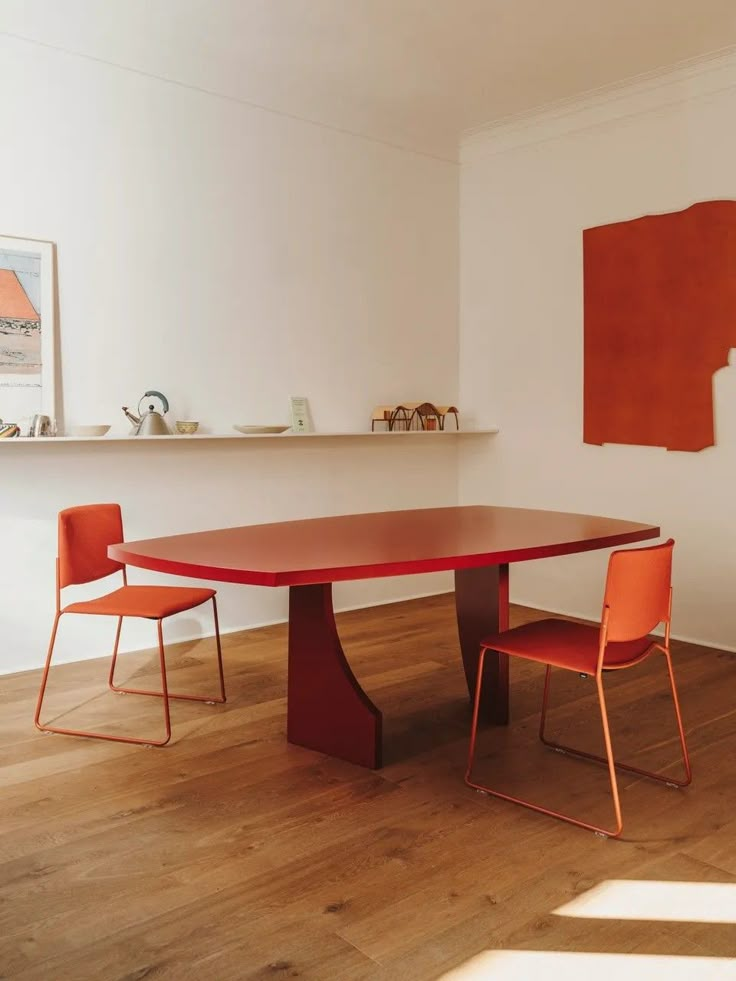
233, 425, 290, 435
67, 425, 111, 437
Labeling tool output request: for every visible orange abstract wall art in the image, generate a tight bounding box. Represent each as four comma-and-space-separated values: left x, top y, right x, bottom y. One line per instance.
583, 200, 736, 452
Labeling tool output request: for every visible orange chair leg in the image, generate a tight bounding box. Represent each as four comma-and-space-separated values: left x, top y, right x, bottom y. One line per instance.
34, 610, 64, 733
211, 596, 226, 703
109, 598, 226, 704
596, 673, 624, 837
35, 613, 171, 746
539, 652, 692, 788
664, 649, 693, 785
466, 649, 624, 837
106, 615, 124, 692
155, 620, 172, 745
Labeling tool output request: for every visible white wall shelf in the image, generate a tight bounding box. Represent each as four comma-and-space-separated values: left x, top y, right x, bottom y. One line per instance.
2, 428, 499, 445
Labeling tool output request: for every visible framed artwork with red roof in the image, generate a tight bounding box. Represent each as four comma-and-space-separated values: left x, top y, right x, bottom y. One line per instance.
0, 235, 57, 433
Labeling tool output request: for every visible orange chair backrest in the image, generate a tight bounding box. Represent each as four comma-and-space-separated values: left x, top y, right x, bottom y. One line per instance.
602, 538, 674, 643
58, 504, 125, 588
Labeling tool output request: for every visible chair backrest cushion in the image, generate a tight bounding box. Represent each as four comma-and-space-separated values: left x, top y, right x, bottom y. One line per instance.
58, 504, 125, 588
602, 538, 674, 643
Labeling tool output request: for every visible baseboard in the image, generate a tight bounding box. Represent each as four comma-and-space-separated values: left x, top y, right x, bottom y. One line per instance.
1, 588, 453, 678
7, 588, 732, 679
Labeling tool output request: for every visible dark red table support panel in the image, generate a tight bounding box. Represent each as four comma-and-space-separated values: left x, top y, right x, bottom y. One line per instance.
287, 583, 382, 769
455, 564, 509, 725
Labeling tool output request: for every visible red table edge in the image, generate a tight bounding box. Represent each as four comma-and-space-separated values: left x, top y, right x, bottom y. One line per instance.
108, 525, 659, 586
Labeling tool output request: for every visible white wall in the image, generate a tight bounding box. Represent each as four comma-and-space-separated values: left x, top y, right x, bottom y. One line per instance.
0, 34, 460, 674
460, 54, 736, 651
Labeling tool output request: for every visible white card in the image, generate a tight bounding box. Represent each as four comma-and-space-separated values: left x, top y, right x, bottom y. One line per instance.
289, 396, 313, 433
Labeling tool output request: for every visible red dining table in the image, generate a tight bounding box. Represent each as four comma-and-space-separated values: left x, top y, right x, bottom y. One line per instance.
109, 505, 659, 769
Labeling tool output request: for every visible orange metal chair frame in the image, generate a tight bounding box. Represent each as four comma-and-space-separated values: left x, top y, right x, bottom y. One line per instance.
34, 506, 226, 747
466, 540, 691, 838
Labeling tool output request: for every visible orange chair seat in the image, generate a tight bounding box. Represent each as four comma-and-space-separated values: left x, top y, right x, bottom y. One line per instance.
480, 618, 654, 673
63, 585, 215, 620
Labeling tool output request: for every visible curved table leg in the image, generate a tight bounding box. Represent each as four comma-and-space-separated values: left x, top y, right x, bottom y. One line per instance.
455, 563, 510, 725
287, 583, 382, 769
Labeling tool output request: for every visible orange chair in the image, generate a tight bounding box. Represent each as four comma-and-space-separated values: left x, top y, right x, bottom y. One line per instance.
34, 504, 226, 746
466, 539, 691, 837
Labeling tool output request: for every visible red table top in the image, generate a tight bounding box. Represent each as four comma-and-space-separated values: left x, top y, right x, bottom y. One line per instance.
108, 506, 660, 587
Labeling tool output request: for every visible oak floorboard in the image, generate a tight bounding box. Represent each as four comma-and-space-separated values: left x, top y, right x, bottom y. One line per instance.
1, 594, 736, 979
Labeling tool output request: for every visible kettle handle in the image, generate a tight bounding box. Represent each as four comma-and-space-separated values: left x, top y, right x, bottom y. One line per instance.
138, 390, 170, 415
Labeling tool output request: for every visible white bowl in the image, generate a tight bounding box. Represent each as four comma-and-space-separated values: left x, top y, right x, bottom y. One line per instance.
233, 425, 290, 435
68, 425, 111, 437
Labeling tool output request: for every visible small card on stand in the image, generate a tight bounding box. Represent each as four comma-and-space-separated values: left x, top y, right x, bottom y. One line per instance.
289, 396, 313, 434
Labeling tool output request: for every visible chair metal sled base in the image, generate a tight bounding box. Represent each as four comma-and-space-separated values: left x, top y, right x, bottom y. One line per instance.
35, 600, 226, 748
465, 647, 692, 839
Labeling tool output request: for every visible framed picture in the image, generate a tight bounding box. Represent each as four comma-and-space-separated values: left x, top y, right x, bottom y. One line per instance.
0, 235, 57, 430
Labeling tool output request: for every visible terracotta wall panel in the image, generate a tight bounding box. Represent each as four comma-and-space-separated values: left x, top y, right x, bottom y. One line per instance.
583, 200, 736, 451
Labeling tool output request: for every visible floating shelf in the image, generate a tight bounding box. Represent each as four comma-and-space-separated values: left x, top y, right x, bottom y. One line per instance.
2, 428, 499, 445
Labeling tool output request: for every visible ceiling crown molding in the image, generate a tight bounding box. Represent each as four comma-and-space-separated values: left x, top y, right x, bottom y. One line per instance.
460, 45, 736, 163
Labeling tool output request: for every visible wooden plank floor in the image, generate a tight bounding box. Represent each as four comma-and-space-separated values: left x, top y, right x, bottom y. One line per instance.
2, 594, 736, 980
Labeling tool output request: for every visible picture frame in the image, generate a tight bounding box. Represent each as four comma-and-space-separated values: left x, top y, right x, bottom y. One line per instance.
0, 234, 58, 430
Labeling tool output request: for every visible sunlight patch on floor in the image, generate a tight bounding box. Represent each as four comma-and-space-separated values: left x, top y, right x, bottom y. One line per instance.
439, 950, 736, 980
554, 879, 736, 923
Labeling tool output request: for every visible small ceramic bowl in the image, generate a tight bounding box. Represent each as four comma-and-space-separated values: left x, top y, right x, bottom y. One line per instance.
175, 421, 199, 435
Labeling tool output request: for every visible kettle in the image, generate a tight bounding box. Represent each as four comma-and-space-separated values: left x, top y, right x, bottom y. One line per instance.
122, 390, 172, 436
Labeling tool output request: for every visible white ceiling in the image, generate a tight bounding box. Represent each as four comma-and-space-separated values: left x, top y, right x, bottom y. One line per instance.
2, 0, 736, 159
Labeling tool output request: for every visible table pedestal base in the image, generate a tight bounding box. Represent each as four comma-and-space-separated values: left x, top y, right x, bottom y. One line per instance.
287, 565, 511, 769
287, 584, 382, 768
455, 564, 510, 725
